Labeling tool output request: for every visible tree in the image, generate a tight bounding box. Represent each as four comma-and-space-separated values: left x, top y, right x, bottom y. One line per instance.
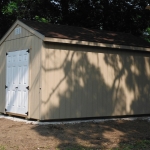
0, 0, 150, 39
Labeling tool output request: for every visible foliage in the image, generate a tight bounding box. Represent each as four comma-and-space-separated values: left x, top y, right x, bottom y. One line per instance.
144, 27, 150, 42
34, 16, 48, 23
0, 0, 150, 39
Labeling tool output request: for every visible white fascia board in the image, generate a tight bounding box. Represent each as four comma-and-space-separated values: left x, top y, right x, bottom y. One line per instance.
44, 37, 150, 51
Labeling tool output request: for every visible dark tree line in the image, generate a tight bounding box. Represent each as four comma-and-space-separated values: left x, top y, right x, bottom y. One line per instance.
0, 0, 150, 40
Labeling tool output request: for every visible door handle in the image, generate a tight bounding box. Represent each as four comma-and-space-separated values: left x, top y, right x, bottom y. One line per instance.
15, 87, 18, 89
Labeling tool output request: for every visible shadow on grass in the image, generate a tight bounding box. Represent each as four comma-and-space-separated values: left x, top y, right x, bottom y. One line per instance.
31, 119, 150, 149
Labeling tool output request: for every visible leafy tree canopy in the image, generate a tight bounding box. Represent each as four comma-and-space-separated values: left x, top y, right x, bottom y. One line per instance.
0, 0, 150, 40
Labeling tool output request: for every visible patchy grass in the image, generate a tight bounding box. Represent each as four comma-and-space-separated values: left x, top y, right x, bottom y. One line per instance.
112, 140, 150, 150
1, 141, 150, 150
0, 145, 6, 150
55, 140, 150, 150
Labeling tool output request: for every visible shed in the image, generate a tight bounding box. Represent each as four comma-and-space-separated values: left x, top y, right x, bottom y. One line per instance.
0, 20, 150, 120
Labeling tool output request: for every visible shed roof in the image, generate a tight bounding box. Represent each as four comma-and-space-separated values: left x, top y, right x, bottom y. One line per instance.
0, 20, 150, 51
20, 20, 150, 48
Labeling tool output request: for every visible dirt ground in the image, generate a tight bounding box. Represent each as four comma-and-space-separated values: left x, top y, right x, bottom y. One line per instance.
0, 117, 150, 150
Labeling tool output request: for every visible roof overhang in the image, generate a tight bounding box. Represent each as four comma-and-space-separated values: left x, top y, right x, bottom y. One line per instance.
44, 37, 150, 51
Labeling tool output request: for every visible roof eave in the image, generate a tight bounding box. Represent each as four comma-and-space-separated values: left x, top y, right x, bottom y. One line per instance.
44, 37, 150, 51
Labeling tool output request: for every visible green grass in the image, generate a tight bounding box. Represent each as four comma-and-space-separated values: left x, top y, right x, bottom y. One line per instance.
0, 145, 6, 150
112, 140, 150, 150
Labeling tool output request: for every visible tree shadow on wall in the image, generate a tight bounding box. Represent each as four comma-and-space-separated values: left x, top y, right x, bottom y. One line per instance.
56, 51, 127, 119
32, 44, 150, 149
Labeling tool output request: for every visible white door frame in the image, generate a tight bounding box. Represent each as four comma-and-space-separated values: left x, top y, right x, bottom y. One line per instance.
5, 49, 29, 116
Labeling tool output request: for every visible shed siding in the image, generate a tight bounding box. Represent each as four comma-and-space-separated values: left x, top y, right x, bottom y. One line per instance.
0, 26, 41, 120
0, 43, 6, 112
6, 25, 33, 41
41, 43, 150, 120
29, 36, 42, 119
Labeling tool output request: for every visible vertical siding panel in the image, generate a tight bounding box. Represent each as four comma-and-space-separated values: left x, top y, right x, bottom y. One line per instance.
48, 43, 53, 119
83, 50, 87, 117
75, 50, 78, 118
49, 43, 56, 119
70, 48, 77, 118
40, 42, 49, 120
6, 40, 10, 52
138, 55, 143, 113
133, 55, 137, 114
92, 52, 99, 116
86, 52, 92, 117
97, 53, 102, 116
81, 51, 86, 117
59, 50, 65, 119
16, 38, 19, 50
50, 43, 55, 119
0, 42, 6, 112
76, 51, 81, 118
107, 53, 115, 116
19, 38, 23, 50
53, 44, 60, 119
65, 47, 71, 118
100, 53, 107, 116
7, 30, 13, 41
22, 27, 26, 37
70, 50, 73, 118
23, 27, 28, 37
70, 50, 75, 118
85, 51, 89, 117
144, 55, 150, 113
29, 36, 41, 119
44, 44, 48, 119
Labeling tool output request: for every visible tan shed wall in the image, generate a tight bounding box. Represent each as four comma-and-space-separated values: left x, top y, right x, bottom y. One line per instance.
6, 25, 33, 41
41, 43, 150, 120
0, 26, 42, 120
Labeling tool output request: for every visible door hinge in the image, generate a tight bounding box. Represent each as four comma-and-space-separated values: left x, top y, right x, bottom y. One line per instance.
5, 108, 7, 112
26, 86, 29, 90
5, 85, 8, 89
25, 112, 28, 115
6, 53, 8, 56
26, 49, 29, 53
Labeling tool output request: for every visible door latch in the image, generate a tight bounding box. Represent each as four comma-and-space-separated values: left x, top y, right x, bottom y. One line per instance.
5, 85, 8, 89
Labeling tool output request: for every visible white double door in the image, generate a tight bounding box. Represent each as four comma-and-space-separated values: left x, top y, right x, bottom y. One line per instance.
6, 50, 29, 115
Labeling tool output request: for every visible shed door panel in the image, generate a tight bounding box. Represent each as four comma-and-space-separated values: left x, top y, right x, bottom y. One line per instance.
6, 50, 29, 115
